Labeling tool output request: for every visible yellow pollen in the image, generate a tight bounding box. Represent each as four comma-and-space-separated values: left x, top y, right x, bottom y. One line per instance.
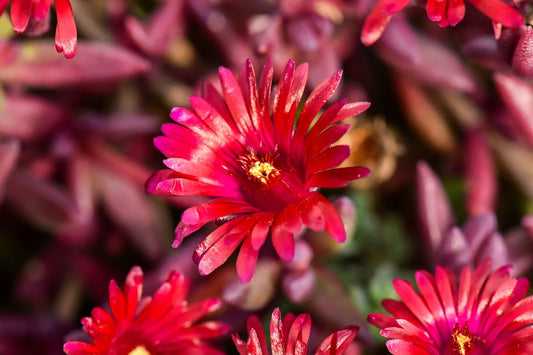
452, 323, 477, 355
240, 153, 280, 185
249, 161, 277, 184
129, 345, 151, 355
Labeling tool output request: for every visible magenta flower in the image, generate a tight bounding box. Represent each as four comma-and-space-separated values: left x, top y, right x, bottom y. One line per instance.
361, 0, 524, 46
146, 59, 370, 282
232, 307, 359, 355
0, 0, 77, 58
368, 260, 533, 354
63, 266, 230, 355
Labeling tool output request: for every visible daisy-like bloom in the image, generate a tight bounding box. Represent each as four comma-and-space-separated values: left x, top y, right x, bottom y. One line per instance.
368, 260, 533, 354
232, 307, 359, 355
360, 0, 524, 46
146, 58, 370, 282
63, 266, 230, 355
0, 0, 77, 58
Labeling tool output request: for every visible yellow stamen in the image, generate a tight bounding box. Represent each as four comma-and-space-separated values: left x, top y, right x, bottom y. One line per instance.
129, 345, 151, 355
249, 160, 277, 184
452, 323, 477, 355
240, 153, 280, 185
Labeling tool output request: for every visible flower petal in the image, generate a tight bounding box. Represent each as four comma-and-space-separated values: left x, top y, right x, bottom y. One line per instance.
271, 204, 302, 261
306, 166, 370, 188
54, 0, 78, 58
468, 0, 523, 28
10, 0, 31, 33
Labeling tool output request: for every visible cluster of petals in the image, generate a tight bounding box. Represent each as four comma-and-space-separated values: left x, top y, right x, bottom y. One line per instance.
361, 0, 524, 46
146, 58, 370, 282
368, 260, 533, 354
0, 0, 77, 57
63, 266, 230, 355
232, 307, 359, 355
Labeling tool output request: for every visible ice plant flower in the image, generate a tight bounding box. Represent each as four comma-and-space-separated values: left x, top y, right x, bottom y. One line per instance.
368, 260, 533, 354
0, 0, 77, 58
232, 307, 359, 355
146, 58, 370, 282
361, 0, 524, 46
63, 266, 230, 355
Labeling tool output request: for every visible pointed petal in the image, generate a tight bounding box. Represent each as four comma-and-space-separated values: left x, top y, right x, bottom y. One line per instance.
0, 139, 20, 202
250, 213, 275, 250
54, 0, 77, 58
272, 59, 296, 151
306, 145, 350, 176
193, 216, 246, 264
293, 70, 343, 154
426, 0, 448, 26
468, 0, 523, 28
285, 313, 311, 355
306, 166, 370, 188
0, 0, 11, 15
305, 124, 351, 159
33, 0, 53, 19
446, 0, 465, 26
64, 341, 100, 355
10, 0, 31, 33
246, 316, 268, 355
0, 42, 149, 87
464, 129, 497, 216
493, 72, 533, 147
219, 66, 255, 137
316, 326, 359, 355
416, 161, 455, 253
361, 0, 393, 46
271, 204, 302, 261
270, 308, 285, 355
437, 227, 472, 273
297, 192, 347, 242
237, 236, 260, 283
197, 231, 246, 276
181, 199, 258, 225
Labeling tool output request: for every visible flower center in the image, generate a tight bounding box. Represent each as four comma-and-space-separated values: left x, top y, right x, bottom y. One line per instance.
129, 345, 150, 355
452, 323, 477, 355
240, 153, 280, 185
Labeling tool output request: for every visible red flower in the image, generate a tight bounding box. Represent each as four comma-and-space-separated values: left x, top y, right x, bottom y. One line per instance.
368, 260, 533, 354
232, 307, 359, 355
146, 59, 370, 282
0, 0, 77, 58
361, 0, 524, 46
63, 266, 230, 355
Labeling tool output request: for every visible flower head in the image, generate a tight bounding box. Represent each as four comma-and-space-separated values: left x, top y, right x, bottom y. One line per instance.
1, 0, 77, 58
147, 58, 370, 282
232, 307, 359, 355
63, 266, 230, 355
368, 260, 533, 354
361, 0, 524, 46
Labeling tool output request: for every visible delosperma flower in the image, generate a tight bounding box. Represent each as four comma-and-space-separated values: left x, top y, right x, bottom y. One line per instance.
232, 307, 359, 355
368, 260, 533, 354
146, 58, 370, 282
0, 0, 77, 58
361, 0, 524, 46
63, 266, 230, 355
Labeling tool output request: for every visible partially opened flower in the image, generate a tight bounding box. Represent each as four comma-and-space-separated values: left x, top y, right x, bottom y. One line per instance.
146, 58, 370, 282
361, 0, 524, 46
232, 307, 359, 355
63, 266, 230, 355
416, 161, 508, 273
368, 260, 533, 354
1, 0, 77, 58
